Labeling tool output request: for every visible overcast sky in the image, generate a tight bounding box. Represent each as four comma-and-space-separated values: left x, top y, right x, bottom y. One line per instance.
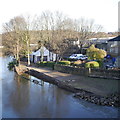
0, 0, 119, 33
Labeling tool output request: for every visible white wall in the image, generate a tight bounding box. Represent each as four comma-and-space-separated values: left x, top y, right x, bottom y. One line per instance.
30, 46, 57, 62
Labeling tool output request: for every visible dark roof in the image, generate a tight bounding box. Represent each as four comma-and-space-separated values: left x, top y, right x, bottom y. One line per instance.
108, 35, 120, 42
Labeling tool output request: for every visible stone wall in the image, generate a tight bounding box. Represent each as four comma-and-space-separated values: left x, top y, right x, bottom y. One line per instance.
54, 64, 89, 76
54, 64, 120, 80
15, 65, 28, 75
90, 68, 120, 79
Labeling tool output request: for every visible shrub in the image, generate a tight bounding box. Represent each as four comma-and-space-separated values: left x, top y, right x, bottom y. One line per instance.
37, 61, 55, 68
57, 61, 71, 65
73, 60, 82, 66
85, 61, 99, 68
67, 58, 76, 61
70, 62, 74, 66
37, 61, 47, 67
8, 60, 18, 70
87, 44, 107, 60
46, 61, 55, 68
97, 60, 103, 68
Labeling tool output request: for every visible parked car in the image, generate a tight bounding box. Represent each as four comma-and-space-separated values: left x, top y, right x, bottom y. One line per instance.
77, 55, 88, 60
69, 54, 88, 60
105, 63, 116, 69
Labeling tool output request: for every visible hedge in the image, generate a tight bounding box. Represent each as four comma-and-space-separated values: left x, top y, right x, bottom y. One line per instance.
73, 60, 82, 65
57, 61, 71, 65
37, 61, 55, 68
37, 61, 47, 66
37, 60, 71, 68
85, 61, 99, 68
46, 61, 55, 68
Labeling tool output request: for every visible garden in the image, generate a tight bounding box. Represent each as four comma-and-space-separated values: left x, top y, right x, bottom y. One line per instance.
35, 44, 107, 69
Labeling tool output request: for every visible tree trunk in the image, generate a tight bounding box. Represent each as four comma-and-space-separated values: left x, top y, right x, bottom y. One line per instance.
27, 39, 30, 66
55, 54, 58, 62
40, 46, 44, 62
49, 50, 51, 61
16, 41, 19, 63
80, 44, 83, 54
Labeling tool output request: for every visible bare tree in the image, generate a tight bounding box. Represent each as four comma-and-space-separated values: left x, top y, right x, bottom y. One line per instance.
46, 11, 76, 61
21, 14, 39, 65
73, 18, 103, 53
2, 11, 104, 64
2, 16, 27, 63
3, 15, 37, 65
35, 13, 50, 62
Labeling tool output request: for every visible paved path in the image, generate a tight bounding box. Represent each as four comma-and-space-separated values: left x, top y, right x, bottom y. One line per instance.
20, 62, 119, 97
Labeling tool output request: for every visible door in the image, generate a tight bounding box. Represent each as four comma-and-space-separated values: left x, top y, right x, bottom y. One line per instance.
33, 55, 35, 63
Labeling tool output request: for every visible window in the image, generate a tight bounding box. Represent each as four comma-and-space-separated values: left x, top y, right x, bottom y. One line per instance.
110, 48, 114, 53
37, 56, 41, 61
115, 47, 118, 54
111, 41, 117, 47
43, 56, 47, 61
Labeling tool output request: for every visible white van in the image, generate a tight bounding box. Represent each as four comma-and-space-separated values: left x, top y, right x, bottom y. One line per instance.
69, 54, 88, 60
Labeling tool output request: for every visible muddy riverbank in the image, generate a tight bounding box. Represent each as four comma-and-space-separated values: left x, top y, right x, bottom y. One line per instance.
15, 65, 120, 107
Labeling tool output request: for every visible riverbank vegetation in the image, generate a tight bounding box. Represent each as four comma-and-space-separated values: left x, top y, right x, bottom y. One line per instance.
8, 60, 19, 70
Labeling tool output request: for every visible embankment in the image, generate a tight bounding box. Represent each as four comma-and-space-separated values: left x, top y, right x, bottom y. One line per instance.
54, 64, 120, 80
15, 65, 120, 107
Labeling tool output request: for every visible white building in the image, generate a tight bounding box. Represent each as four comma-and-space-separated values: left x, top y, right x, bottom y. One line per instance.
30, 46, 57, 63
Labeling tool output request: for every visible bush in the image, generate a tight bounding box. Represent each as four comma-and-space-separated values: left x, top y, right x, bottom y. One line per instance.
37, 61, 55, 68
73, 60, 82, 66
46, 61, 55, 68
71, 60, 86, 67
87, 44, 107, 60
85, 61, 99, 68
37, 61, 47, 67
97, 60, 103, 68
57, 61, 71, 65
67, 58, 77, 61
8, 60, 19, 70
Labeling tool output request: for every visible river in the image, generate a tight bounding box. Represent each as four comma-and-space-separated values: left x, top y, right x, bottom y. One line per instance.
0, 57, 119, 118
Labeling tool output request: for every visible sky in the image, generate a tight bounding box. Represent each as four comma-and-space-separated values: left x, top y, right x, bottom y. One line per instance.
0, 0, 119, 33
